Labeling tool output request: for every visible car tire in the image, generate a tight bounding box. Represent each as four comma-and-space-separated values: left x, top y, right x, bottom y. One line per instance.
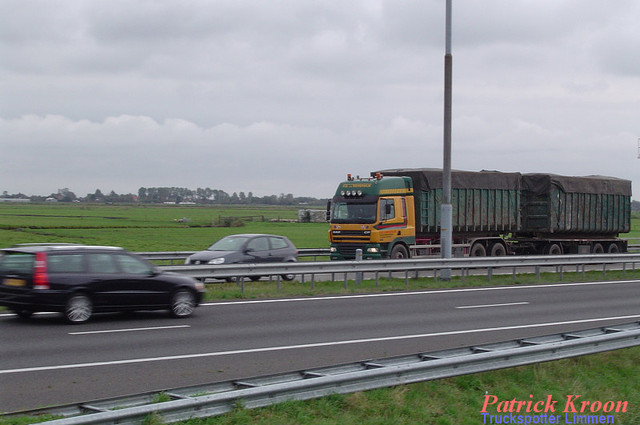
170, 289, 196, 318
13, 309, 34, 320
281, 273, 295, 281
65, 294, 93, 324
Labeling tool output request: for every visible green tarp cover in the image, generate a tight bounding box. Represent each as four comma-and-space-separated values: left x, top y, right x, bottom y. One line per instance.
375, 169, 631, 196
374, 168, 521, 191
522, 173, 631, 196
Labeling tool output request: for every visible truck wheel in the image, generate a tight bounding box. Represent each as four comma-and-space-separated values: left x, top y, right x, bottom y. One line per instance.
489, 242, 507, 256
390, 244, 409, 259
592, 243, 604, 254
469, 243, 486, 257
544, 243, 563, 255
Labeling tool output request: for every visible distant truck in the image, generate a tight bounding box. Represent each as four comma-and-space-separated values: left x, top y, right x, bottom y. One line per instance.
328, 168, 631, 260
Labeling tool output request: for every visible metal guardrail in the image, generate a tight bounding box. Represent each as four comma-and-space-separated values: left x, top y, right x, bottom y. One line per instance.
156, 253, 640, 285
138, 244, 640, 264
18, 322, 640, 424
139, 248, 330, 263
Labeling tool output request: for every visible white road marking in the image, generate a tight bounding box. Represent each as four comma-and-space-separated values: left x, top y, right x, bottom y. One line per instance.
456, 302, 529, 309
69, 325, 190, 336
1, 280, 636, 317
3, 313, 640, 375
200, 279, 639, 307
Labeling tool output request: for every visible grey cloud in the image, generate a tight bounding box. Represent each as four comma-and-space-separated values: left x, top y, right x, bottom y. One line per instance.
1, 1, 639, 199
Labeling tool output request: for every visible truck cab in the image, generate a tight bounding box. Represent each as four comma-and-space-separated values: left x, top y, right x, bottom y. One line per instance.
328, 174, 415, 260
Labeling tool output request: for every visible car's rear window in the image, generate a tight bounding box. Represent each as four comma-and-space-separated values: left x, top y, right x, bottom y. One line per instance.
270, 237, 290, 250
47, 254, 85, 273
0, 252, 35, 276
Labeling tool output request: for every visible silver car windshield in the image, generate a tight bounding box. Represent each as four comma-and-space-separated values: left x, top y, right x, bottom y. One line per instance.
208, 236, 250, 251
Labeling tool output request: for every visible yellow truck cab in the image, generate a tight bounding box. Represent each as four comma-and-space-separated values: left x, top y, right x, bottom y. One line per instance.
328, 173, 415, 260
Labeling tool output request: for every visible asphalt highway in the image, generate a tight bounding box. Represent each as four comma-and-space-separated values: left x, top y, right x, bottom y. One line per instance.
2, 279, 640, 413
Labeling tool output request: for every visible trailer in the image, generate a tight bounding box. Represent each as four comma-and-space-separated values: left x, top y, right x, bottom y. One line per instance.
327, 169, 631, 260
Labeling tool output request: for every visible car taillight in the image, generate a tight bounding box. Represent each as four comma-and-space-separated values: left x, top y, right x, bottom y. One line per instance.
33, 252, 50, 290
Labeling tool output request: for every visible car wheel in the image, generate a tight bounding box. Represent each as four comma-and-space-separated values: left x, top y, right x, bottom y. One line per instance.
170, 289, 196, 318
281, 273, 295, 281
13, 309, 34, 319
65, 294, 93, 324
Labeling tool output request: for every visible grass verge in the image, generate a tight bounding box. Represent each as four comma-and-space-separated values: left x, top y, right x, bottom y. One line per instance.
166, 346, 640, 425
202, 268, 640, 301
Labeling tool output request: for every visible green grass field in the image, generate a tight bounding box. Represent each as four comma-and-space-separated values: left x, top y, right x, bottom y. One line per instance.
0, 203, 328, 251
2, 204, 638, 251
1, 204, 640, 425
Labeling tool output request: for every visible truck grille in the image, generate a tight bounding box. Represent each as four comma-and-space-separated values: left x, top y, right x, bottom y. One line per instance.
335, 243, 366, 258
331, 230, 370, 242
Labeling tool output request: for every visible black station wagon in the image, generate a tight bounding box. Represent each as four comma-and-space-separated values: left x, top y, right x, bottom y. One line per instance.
0, 244, 205, 323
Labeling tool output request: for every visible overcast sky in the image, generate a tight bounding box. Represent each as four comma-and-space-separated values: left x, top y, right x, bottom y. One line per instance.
1, 0, 639, 199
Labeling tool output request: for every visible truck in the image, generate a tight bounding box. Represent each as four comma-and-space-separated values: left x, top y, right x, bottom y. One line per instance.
327, 168, 631, 260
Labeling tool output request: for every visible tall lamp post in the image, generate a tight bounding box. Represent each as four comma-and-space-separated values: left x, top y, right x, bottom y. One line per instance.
440, 0, 453, 280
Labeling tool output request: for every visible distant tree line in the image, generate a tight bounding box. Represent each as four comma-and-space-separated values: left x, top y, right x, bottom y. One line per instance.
0, 187, 327, 206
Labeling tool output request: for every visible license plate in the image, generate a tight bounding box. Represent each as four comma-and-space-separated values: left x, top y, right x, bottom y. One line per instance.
3, 278, 26, 287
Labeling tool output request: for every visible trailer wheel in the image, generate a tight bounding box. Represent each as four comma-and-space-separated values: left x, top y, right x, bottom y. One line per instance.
607, 243, 620, 253
592, 243, 604, 254
469, 243, 486, 257
390, 244, 409, 259
489, 242, 507, 257
544, 243, 563, 255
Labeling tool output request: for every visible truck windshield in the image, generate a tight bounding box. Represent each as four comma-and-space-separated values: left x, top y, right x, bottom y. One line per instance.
331, 202, 377, 224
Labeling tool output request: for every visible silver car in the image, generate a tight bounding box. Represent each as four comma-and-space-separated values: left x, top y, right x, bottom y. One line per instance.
185, 234, 298, 281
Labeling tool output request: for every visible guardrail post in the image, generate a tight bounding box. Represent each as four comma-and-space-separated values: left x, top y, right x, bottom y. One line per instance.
355, 249, 363, 286
558, 266, 563, 281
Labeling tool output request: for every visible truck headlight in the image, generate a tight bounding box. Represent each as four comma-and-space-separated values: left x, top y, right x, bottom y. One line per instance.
330, 247, 337, 253
367, 247, 379, 253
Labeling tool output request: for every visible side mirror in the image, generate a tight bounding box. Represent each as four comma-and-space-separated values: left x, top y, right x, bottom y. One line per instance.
326, 200, 332, 221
